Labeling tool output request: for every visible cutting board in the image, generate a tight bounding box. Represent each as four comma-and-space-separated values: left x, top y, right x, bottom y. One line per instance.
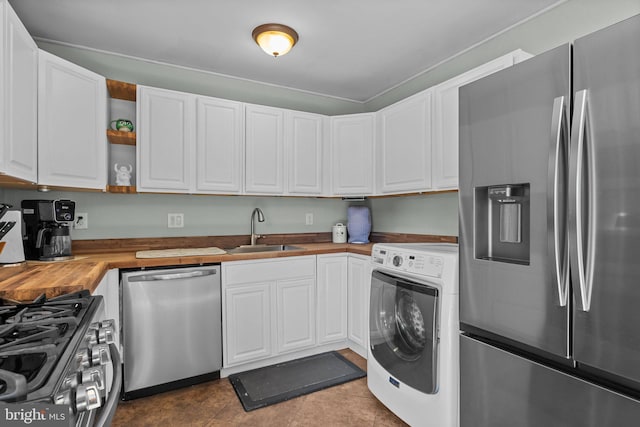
135, 247, 226, 259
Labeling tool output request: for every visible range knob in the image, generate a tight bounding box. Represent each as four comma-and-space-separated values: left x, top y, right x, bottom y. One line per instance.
76, 349, 91, 369
54, 389, 72, 407
98, 324, 115, 345
75, 382, 102, 412
392, 255, 403, 267
84, 330, 98, 346
55, 382, 102, 414
90, 344, 111, 366
82, 366, 105, 393
60, 372, 81, 391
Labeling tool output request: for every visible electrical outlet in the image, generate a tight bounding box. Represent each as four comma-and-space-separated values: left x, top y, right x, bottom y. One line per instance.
305, 213, 313, 225
168, 213, 184, 228
74, 213, 88, 230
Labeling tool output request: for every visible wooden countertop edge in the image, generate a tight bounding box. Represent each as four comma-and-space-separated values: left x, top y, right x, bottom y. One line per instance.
0, 243, 375, 301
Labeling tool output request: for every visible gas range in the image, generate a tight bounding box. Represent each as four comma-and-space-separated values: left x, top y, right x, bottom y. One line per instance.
0, 291, 120, 426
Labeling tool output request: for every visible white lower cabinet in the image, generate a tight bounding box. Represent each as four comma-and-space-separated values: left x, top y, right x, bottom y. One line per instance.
276, 278, 316, 353
347, 254, 372, 357
225, 283, 272, 365
92, 269, 120, 352
222, 256, 316, 368
316, 254, 348, 344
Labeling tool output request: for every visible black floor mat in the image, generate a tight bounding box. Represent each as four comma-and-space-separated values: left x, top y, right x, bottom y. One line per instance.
228, 351, 367, 411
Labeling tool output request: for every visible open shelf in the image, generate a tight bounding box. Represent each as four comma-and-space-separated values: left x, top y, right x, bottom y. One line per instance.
106, 79, 136, 101
107, 129, 136, 146
107, 185, 137, 194
107, 79, 138, 194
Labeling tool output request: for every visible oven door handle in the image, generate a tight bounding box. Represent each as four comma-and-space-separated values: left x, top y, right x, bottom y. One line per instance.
94, 343, 122, 427
0, 370, 27, 402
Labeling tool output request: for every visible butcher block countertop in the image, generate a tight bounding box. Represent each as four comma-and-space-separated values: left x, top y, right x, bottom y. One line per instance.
0, 242, 374, 302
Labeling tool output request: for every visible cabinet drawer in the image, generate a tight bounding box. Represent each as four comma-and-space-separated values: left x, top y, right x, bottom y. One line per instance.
223, 256, 315, 285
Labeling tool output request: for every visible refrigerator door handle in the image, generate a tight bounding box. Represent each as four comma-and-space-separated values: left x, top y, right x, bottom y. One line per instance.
548, 95, 569, 307
569, 89, 596, 312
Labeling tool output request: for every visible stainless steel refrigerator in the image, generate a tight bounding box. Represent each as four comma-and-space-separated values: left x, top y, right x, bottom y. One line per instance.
459, 14, 640, 426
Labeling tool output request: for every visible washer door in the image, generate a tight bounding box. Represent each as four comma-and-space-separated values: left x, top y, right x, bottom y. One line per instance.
370, 270, 439, 394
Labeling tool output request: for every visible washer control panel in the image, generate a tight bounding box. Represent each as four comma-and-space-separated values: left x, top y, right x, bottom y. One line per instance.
372, 246, 444, 278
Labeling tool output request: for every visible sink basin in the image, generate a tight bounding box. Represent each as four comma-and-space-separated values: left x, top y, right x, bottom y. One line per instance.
226, 244, 305, 254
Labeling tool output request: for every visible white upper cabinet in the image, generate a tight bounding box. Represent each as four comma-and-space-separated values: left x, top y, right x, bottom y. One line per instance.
432, 49, 532, 189
137, 86, 195, 193
38, 50, 107, 190
196, 96, 244, 194
285, 110, 325, 195
245, 104, 284, 194
330, 113, 375, 196
376, 90, 432, 194
1, 2, 38, 182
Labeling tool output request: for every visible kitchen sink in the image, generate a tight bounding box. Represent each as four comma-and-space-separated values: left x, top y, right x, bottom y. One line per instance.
226, 244, 305, 254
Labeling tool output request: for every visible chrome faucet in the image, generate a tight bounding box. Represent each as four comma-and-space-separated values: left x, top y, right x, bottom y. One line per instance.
250, 208, 265, 245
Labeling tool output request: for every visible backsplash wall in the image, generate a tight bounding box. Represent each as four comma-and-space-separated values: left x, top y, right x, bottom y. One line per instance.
2, 189, 458, 240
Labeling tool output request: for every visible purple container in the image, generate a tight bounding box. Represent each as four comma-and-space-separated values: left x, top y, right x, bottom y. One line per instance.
347, 206, 371, 243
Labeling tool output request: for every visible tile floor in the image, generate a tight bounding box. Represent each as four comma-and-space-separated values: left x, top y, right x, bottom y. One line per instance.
112, 349, 408, 427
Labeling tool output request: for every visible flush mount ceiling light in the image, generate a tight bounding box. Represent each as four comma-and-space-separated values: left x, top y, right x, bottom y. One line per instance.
252, 23, 299, 57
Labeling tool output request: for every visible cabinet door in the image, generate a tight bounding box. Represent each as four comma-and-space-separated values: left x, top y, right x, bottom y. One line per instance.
285, 110, 324, 195
196, 96, 244, 193
276, 278, 316, 353
432, 50, 530, 189
330, 114, 374, 195
38, 50, 107, 189
2, 4, 38, 182
137, 86, 194, 192
377, 91, 432, 193
316, 255, 348, 344
225, 283, 272, 366
348, 255, 371, 353
245, 104, 284, 194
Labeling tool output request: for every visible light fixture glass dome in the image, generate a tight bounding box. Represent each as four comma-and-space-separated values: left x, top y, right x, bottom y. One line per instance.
252, 23, 299, 57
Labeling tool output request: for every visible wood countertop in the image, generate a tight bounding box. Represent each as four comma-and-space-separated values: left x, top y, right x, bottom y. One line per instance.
0, 243, 374, 302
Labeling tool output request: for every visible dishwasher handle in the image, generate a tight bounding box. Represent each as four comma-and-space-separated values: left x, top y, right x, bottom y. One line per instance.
127, 269, 217, 283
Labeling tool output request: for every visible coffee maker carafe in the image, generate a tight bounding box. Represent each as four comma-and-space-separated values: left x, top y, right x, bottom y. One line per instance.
22, 200, 75, 261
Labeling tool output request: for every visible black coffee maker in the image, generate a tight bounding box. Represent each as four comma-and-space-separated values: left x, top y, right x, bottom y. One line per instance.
22, 199, 75, 261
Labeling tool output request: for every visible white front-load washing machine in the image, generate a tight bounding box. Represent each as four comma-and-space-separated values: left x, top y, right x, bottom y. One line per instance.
368, 243, 459, 427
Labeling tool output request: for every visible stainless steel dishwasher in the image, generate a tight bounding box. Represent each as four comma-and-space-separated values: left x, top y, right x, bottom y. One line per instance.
121, 264, 222, 399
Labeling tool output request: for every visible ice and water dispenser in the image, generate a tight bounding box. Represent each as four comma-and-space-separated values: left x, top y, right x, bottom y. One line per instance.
475, 184, 530, 265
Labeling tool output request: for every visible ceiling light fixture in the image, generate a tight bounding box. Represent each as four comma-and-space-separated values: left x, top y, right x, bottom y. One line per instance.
252, 23, 299, 57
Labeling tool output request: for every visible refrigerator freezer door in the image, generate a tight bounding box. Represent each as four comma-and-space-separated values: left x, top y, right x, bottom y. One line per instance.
461, 335, 640, 427
459, 44, 571, 358
572, 13, 640, 386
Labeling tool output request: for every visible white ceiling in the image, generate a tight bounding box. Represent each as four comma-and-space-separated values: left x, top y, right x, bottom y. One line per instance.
9, 0, 562, 102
